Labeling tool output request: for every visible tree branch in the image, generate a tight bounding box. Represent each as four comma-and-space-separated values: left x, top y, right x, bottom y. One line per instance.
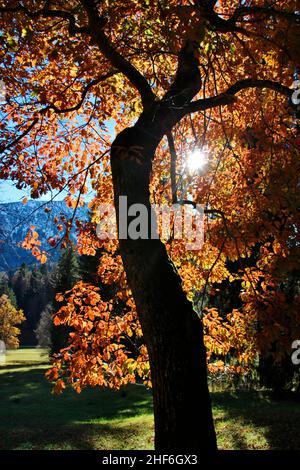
184, 79, 291, 115
167, 132, 178, 204
43, 70, 117, 114
0, 118, 38, 154
230, 6, 300, 25
0, 4, 89, 35
163, 40, 202, 108
196, 1, 300, 37
80, 0, 155, 110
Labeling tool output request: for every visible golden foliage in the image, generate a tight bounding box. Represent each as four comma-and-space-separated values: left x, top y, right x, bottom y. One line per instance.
0, 295, 25, 349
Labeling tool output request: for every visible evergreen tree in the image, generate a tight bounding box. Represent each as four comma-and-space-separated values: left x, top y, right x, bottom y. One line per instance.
79, 250, 101, 284
9, 263, 54, 345
0, 274, 17, 307
12, 263, 30, 310
50, 245, 80, 354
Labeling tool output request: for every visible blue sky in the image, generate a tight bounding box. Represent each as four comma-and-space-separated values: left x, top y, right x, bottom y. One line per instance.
0, 120, 115, 204
0, 180, 67, 203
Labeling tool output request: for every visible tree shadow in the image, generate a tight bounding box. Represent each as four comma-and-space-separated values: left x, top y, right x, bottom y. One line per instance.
211, 390, 300, 450
0, 421, 153, 450
0, 361, 48, 370
0, 367, 153, 450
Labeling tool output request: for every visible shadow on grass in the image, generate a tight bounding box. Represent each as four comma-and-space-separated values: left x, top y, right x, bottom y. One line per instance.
0, 367, 153, 450
0, 421, 153, 450
0, 361, 49, 370
3, 365, 300, 450
211, 390, 300, 450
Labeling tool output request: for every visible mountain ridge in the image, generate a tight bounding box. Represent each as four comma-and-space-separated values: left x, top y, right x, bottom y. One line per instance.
0, 200, 88, 271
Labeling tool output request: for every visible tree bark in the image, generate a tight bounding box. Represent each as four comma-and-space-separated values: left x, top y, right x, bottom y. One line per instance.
110, 114, 217, 451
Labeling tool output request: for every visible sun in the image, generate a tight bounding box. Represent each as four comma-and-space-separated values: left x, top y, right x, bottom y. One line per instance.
187, 149, 208, 172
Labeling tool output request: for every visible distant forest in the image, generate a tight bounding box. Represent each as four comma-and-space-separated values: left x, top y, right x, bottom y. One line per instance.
0, 246, 98, 345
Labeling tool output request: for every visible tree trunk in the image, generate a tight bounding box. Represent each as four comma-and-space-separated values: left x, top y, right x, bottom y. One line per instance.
110, 116, 217, 451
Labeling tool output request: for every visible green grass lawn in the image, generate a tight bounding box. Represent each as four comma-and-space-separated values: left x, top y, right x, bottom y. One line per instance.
0, 348, 300, 450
